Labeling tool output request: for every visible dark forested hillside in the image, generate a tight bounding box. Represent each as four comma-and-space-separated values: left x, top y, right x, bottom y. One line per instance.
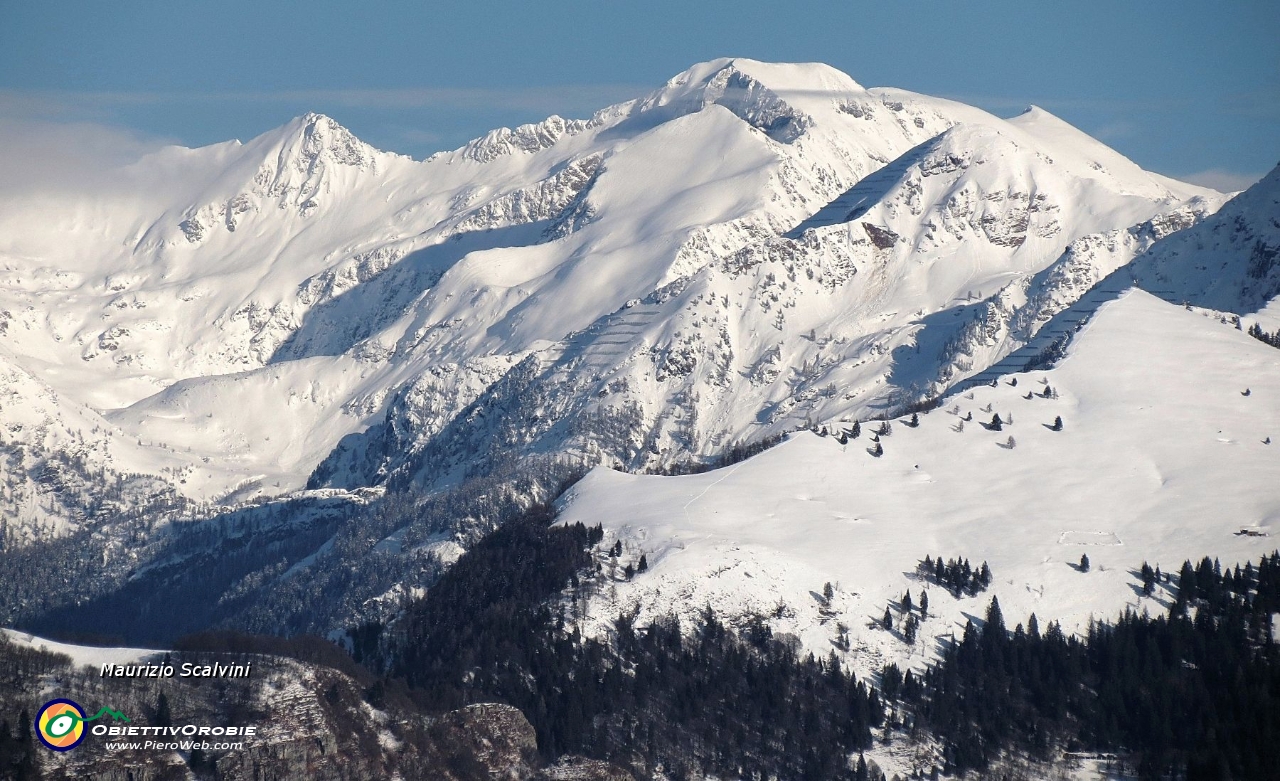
382, 506, 886, 780
887, 554, 1280, 780
13, 492, 1276, 780
374, 498, 1280, 780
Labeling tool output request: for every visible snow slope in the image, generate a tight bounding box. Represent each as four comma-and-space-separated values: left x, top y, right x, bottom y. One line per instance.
1, 628, 160, 668
350, 98, 1227, 489
557, 290, 1280, 680
1130, 163, 1280, 314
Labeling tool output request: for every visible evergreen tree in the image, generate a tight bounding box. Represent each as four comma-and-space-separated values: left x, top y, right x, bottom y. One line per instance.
1141, 562, 1156, 595
883, 606, 894, 632
990, 413, 1003, 431
1080, 553, 1090, 572
902, 589, 913, 612
637, 554, 648, 573
850, 420, 861, 439
1179, 560, 1197, 602
1051, 415, 1063, 431
985, 596, 1005, 635
15, 709, 33, 781
155, 691, 172, 728
904, 614, 919, 645
824, 582, 835, 603
919, 590, 929, 619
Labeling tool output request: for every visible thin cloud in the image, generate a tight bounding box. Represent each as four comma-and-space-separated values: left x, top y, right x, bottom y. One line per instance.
1091, 120, 1139, 141
0, 117, 176, 197
1179, 168, 1265, 193
0, 83, 652, 116
935, 89, 1280, 121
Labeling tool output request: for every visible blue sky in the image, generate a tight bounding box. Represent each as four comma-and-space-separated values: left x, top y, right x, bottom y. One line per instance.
1, 0, 1276, 190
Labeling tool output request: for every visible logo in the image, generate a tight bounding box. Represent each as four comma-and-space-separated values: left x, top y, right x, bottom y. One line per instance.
34, 699, 130, 751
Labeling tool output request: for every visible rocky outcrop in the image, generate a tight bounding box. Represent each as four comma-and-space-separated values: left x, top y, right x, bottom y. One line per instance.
2, 630, 631, 781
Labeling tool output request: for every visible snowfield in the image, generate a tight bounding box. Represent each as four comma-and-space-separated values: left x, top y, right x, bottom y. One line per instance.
1, 628, 160, 669
557, 290, 1280, 679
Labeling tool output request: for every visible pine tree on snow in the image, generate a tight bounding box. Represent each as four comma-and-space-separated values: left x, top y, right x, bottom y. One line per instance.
985, 596, 1005, 635
1141, 562, 1156, 595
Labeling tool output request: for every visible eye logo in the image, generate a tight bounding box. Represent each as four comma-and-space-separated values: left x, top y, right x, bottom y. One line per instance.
34, 699, 131, 751
35, 699, 86, 751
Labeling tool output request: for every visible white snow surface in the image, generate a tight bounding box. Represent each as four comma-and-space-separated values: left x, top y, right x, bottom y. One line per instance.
0, 58, 1231, 534
1, 628, 161, 668
557, 290, 1280, 679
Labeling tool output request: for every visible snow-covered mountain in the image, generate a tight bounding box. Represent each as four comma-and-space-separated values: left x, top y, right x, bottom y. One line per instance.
556, 288, 1280, 681
4, 58, 1270, 640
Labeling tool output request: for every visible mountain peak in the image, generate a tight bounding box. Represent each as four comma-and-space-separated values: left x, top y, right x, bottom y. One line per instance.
271, 112, 380, 169
662, 58, 865, 96
627, 58, 871, 143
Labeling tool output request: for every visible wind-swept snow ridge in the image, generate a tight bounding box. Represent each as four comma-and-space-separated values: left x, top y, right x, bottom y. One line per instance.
556, 290, 1280, 680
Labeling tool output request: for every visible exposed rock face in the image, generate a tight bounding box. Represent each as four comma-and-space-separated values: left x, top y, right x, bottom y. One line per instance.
427, 703, 539, 778
1, 632, 632, 781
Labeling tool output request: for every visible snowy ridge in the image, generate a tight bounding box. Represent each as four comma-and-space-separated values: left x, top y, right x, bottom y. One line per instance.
361, 108, 1227, 485
1130, 163, 1280, 313
556, 290, 1280, 679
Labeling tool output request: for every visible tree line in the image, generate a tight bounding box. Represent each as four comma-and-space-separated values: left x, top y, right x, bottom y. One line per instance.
887, 552, 1280, 779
